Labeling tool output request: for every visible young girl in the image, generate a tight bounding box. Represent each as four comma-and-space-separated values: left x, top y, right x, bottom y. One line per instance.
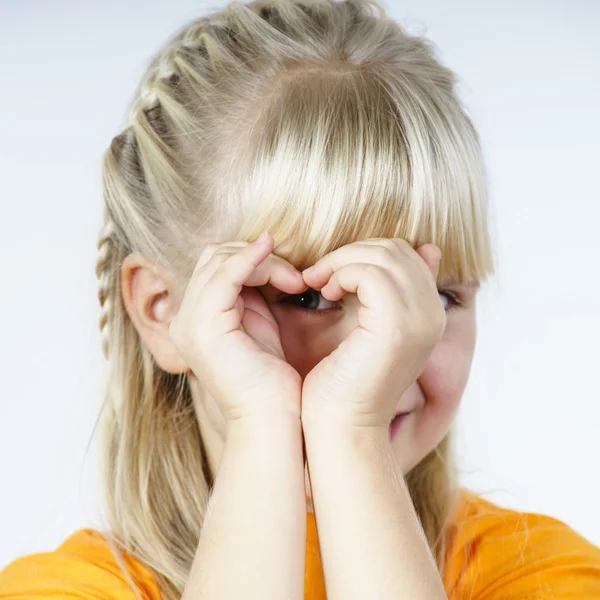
1, 0, 598, 598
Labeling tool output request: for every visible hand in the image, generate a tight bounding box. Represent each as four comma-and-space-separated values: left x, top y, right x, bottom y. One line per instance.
299, 238, 445, 429
169, 232, 307, 423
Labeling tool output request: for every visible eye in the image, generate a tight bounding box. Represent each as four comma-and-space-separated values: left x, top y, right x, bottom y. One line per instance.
279, 289, 458, 315
439, 290, 460, 311
278, 288, 341, 317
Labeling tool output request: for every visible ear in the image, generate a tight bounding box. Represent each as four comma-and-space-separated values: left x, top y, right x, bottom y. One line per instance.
120, 253, 189, 374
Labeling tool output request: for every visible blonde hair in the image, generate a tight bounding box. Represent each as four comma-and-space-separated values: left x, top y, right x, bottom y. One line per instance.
94, 0, 496, 597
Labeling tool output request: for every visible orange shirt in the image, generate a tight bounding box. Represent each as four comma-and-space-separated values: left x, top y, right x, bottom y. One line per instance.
1, 489, 599, 599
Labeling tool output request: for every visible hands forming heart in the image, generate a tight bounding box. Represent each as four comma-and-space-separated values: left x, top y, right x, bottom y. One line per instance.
170, 233, 444, 430
298, 238, 445, 430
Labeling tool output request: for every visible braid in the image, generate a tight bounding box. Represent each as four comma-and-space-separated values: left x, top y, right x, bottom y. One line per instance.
96, 110, 138, 361
129, 38, 201, 132
127, 9, 254, 134
95, 217, 120, 360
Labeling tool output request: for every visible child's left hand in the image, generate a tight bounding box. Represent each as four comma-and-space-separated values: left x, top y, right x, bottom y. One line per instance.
300, 238, 446, 430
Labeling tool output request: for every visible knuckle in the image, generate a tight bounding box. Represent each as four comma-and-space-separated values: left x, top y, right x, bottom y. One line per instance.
198, 242, 219, 261
382, 238, 407, 256
363, 262, 384, 277
378, 238, 399, 252
392, 238, 412, 250
373, 246, 399, 270
373, 245, 394, 261
193, 244, 220, 274
218, 254, 240, 278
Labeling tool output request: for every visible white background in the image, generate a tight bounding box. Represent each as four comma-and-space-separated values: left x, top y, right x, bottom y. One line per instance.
1, 0, 599, 569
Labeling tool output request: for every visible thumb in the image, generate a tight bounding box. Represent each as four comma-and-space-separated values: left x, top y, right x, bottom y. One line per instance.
416, 244, 442, 280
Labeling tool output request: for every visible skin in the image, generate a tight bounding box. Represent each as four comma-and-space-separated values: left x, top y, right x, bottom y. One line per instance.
188, 242, 479, 509
121, 236, 479, 599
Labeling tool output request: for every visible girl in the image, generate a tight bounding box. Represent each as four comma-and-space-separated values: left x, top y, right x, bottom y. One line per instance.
1, 0, 598, 598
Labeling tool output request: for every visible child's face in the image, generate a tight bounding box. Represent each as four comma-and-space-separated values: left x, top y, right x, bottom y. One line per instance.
188, 255, 479, 512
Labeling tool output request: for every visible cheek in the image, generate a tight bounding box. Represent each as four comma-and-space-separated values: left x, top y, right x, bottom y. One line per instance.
392, 328, 477, 473
419, 334, 476, 421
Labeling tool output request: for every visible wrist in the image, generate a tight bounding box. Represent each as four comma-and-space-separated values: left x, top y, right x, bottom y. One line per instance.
301, 401, 390, 431
302, 417, 389, 450
227, 410, 303, 442
302, 404, 389, 436
223, 412, 305, 479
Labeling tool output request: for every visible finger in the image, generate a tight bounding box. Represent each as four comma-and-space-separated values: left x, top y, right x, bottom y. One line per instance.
240, 286, 279, 331
302, 238, 413, 287
320, 263, 400, 329
191, 237, 296, 278
209, 233, 304, 315
243, 253, 307, 292
189, 238, 305, 304
182, 247, 240, 308
414, 244, 442, 281
204, 240, 305, 290
192, 240, 247, 277
303, 239, 442, 291
204, 235, 273, 316
210, 250, 306, 293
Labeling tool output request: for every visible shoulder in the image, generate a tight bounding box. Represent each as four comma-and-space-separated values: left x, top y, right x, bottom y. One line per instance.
0, 528, 161, 599
444, 488, 600, 599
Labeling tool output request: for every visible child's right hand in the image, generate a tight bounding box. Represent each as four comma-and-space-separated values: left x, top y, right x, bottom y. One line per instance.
169, 232, 307, 423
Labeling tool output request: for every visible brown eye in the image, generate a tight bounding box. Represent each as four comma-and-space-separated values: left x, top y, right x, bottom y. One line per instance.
279, 288, 341, 317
